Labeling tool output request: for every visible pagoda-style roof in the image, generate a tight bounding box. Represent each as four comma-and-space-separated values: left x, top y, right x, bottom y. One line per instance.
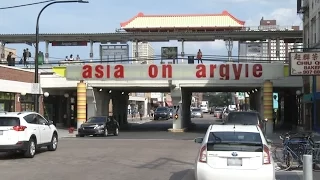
120, 11, 245, 32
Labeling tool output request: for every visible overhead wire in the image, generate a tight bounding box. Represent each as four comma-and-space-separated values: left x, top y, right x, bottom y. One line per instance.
0, 0, 56, 10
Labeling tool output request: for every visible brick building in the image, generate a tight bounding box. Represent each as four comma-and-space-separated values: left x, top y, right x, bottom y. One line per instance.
0, 65, 43, 114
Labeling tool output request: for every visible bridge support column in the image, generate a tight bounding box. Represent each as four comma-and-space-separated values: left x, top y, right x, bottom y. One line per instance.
135, 41, 139, 63
45, 41, 49, 63
276, 38, 280, 60
181, 40, 185, 63
225, 38, 233, 61
112, 91, 129, 127
89, 40, 93, 62
93, 88, 111, 116
263, 80, 274, 136
77, 80, 87, 130
0, 42, 5, 62
169, 88, 187, 132
182, 90, 192, 127
267, 40, 271, 62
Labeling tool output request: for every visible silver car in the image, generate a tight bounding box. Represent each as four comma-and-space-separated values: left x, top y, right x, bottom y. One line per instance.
213, 108, 223, 117
191, 108, 203, 118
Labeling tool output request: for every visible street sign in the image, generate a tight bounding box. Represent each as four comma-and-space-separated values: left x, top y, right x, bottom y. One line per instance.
51, 41, 87, 46
174, 114, 178, 119
289, 52, 320, 76
161, 47, 178, 59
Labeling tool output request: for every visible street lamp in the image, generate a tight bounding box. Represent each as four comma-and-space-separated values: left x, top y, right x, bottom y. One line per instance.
34, 0, 89, 113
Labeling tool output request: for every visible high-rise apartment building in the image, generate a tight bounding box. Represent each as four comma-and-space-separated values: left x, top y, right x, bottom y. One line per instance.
238, 17, 302, 62
131, 42, 155, 64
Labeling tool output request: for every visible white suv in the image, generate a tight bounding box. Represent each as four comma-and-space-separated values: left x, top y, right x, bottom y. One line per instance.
194, 124, 275, 180
0, 111, 58, 158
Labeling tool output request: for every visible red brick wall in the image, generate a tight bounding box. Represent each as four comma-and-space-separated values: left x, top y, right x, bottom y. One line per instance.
0, 65, 35, 83
0, 65, 43, 115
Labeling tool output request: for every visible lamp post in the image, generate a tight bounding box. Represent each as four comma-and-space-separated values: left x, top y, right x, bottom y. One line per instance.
34, 0, 89, 113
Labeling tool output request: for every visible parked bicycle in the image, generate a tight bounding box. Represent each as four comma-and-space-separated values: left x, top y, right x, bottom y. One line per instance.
272, 131, 320, 171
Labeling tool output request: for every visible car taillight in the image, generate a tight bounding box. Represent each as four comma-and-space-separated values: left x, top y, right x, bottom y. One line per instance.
263, 145, 271, 164
13, 126, 27, 131
199, 145, 207, 163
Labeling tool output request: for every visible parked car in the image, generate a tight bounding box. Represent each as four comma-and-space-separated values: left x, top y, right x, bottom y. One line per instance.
224, 111, 266, 133
213, 108, 223, 117
78, 116, 119, 137
191, 108, 203, 118
194, 124, 275, 180
154, 107, 170, 120
0, 111, 58, 158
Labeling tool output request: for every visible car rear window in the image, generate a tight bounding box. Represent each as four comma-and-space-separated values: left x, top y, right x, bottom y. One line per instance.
192, 108, 201, 112
0, 117, 20, 126
227, 112, 259, 125
207, 132, 263, 152
156, 107, 167, 112
215, 108, 222, 111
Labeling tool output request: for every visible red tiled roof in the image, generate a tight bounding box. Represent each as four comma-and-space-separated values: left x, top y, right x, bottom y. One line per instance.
120, 11, 245, 29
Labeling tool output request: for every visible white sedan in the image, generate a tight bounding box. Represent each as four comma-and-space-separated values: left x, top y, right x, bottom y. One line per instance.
194, 124, 275, 180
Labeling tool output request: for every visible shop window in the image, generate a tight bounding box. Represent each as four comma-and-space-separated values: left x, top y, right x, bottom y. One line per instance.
20, 94, 35, 111
0, 92, 15, 112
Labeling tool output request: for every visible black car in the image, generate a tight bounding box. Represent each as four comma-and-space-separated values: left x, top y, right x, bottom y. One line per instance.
224, 111, 266, 132
154, 107, 170, 120
78, 116, 119, 137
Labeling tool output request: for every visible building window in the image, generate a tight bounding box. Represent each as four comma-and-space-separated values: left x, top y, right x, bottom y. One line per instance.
20, 94, 35, 111
0, 92, 15, 112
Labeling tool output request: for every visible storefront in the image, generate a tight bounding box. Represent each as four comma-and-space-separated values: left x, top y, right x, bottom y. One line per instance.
0, 92, 15, 111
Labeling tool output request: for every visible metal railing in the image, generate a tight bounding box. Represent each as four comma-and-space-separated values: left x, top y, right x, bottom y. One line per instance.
0, 54, 289, 70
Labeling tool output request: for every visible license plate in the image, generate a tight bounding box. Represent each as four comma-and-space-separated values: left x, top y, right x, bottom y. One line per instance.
0, 131, 3, 135
227, 158, 242, 166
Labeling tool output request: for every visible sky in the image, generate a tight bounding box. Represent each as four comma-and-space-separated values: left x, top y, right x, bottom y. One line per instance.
0, 0, 302, 63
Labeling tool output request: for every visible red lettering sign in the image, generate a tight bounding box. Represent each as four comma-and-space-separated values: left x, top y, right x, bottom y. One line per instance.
195, 64, 262, 80
147, 64, 172, 78
82, 64, 124, 79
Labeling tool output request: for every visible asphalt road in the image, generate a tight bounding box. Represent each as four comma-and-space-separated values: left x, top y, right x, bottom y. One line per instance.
0, 114, 319, 180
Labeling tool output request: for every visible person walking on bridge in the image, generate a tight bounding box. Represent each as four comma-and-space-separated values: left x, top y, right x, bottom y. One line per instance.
197, 49, 203, 64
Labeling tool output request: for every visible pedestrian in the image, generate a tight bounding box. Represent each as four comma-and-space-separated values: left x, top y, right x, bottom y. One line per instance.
76, 54, 80, 61
69, 54, 74, 61
197, 49, 203, 64
150, 109, 154, 118
6, 52, 13, 66
139, 107, 144, 120
23, 49, 28, 67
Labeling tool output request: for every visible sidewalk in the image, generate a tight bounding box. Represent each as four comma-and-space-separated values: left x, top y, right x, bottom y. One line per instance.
267, 131, 320, 145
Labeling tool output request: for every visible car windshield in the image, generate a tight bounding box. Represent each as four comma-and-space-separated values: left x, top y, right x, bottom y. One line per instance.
155, 107, 167, 112
86, 117, 105, 123
215, 108, 222, 111
227, 112, 259, 125
192, 108, 201, 112
207, 132, 263, 152
0, 117, 20, 126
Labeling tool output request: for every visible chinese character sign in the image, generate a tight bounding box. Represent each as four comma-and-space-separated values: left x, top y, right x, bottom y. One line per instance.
289, 52, 320, 76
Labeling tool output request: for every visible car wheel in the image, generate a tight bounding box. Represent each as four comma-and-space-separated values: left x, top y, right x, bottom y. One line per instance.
47, 134, 58, 151
104, 128, 108, 137
114, 127, 119, 136
24, 138, 36, 158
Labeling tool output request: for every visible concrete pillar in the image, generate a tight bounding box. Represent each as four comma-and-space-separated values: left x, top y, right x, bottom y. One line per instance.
89, 40, 93, 62
45, 41, 49, 63
112, 91, 128, 126
135, 41, 139, 63
263, 80, 273, 135
93, 88, 111, 116
181, 40, 185, 63
170, 88, 183, 131
144, 98, 148, 117
86, 96, 96, 118
267, 40, 271, 62
182, 90, 192, 127
276, 38, 280, 60
77, 80, 86, 130
0, 42, 5, 62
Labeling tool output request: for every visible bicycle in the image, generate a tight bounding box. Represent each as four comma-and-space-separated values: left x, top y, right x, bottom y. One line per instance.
272, 131, 317, 171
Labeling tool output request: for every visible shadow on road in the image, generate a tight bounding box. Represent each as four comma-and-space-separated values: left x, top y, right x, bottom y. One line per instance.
123, 117, 218, 133
169, 169, 194, 180
136, 157, 193, 169
0, 148, 48, 160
